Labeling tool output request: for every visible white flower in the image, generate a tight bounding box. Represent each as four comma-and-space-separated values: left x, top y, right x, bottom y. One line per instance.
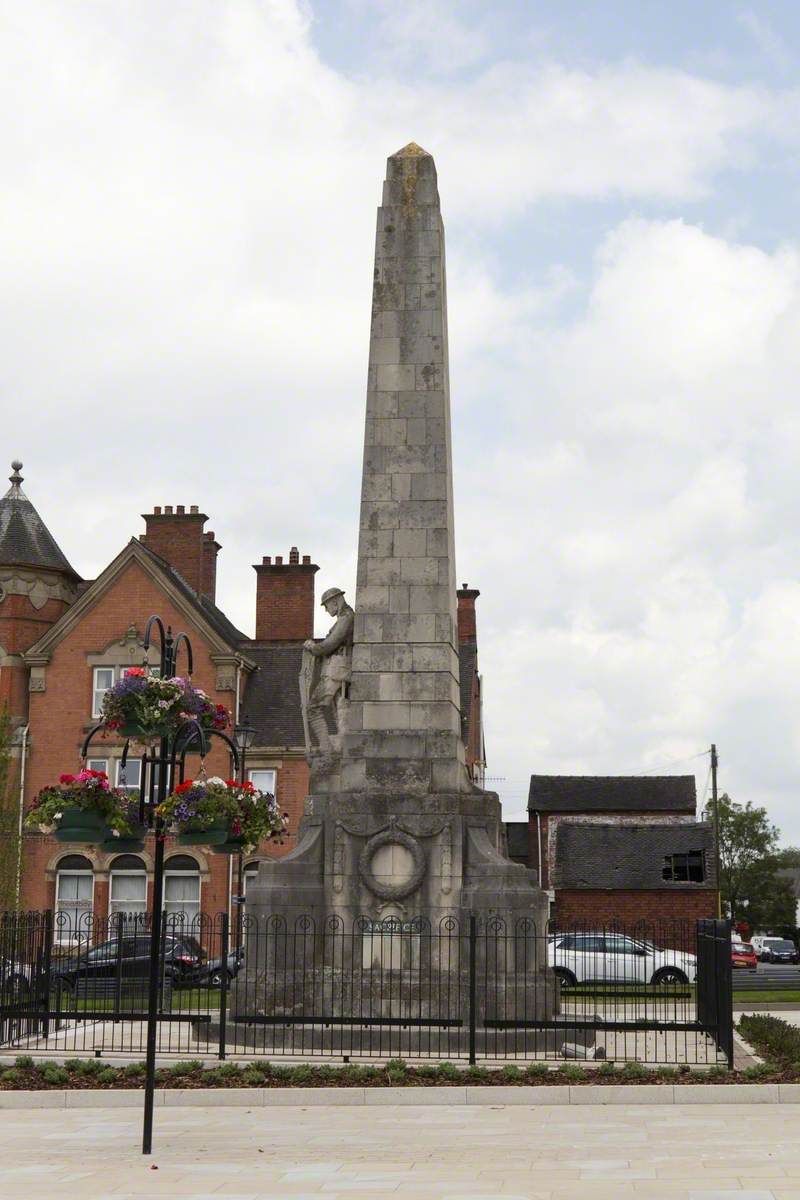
53, 811, 62, 820
206, 776, 226, 786
112, 829, 120, 837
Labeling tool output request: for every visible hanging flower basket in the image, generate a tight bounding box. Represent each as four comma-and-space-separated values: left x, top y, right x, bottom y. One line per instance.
100, 668, 230, 744
24, 771, 135, 845
210, 834, 249, 856
158, 777, 287, 851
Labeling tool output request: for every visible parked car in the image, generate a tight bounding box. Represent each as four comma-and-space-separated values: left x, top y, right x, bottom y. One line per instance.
0, 957, 31, 996
52, 933, 207, 992
750, 936, 799, 964
201, 946, 245, 987
548, 932, 697, 986
731, 941, 758, 969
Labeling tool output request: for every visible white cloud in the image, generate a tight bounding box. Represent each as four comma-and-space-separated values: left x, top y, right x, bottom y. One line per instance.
3, 1, 800, 840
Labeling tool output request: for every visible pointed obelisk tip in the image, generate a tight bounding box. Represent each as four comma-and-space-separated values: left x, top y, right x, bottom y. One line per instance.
392, 141, 431, 159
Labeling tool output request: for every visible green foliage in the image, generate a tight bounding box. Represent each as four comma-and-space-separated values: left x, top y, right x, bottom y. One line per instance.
14, 1055, 33, 1069
171, 1060, 203, 1076
123, 1062, 145, 1079
619, 1061, 648, 1079
524, 1062, 548, 1079
704, 793, 795, 926
97, 1068, 117, 1084
42, 1066, 69, 1085
435, 1061, 461, 1080
739, 1013, 800, 1066
556, 1062, 586, 1081
597, 1060, 616, 1077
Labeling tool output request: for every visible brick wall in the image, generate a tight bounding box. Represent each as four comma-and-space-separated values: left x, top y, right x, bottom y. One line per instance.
254, 550, 318, 641
19, 557, 234, 910
555, 888, 718, 937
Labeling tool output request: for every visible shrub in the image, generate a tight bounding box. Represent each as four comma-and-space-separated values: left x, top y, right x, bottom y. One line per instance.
171, 1060, 203, 1076
42, 1067, 69, 1085
739, 1014, 800, 1067
557, 1063, 586, 1081
14, 1055, 34, 1069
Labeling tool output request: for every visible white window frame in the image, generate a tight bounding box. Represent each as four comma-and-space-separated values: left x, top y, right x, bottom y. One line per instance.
86, 758, 109, 778
92, 667, 115, 718
116, 758, 143, 794
248, 769, 277, 796
55, 865, 94, 943
109, 863, 147, 923
163, 862, 201, 929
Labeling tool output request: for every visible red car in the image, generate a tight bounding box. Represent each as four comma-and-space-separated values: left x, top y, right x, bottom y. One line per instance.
732, 942, 758, 969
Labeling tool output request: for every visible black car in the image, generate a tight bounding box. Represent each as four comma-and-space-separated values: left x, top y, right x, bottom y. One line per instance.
758, 938, 799, 964
53, 933, 207, 991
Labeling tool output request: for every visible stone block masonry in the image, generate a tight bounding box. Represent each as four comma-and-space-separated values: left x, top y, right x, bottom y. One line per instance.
342, 143, 468, 794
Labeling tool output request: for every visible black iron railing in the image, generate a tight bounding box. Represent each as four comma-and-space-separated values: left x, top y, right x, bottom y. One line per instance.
0, 910, 733, 1066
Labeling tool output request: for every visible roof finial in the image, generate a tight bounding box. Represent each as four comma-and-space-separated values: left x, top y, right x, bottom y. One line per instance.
9, 460, 23, 488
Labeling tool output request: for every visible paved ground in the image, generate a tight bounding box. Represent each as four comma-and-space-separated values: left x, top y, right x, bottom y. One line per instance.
2, 1101, 800, 1199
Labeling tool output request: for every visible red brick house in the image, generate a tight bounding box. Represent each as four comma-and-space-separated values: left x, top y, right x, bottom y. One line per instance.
507, 775, 718, 928
1, 465, 319, 933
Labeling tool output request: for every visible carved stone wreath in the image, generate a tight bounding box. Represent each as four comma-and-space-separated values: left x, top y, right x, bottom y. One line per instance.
358, 828, 426, 901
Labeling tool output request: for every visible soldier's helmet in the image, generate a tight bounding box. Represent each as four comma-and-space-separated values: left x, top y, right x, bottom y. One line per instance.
320, 587, 346, 607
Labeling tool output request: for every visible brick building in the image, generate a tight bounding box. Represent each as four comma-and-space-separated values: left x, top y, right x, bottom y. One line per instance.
1, 464, 486, 932
506, 775, 718, 927
0, 463, 323, 932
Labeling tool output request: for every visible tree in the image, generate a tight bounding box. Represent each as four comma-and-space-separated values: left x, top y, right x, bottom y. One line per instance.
703, 793, 796, 928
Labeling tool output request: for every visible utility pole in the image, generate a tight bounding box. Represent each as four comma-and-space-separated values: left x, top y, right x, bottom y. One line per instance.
711, 743, 722, 920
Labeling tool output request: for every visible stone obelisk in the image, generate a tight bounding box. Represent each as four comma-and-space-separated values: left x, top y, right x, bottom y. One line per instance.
230, 145, 562, 1051
249, 143, 550, 932
339, 142, 468, 798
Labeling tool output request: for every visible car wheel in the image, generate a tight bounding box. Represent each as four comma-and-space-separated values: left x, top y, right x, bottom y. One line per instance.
552, 967, 577, 988
651, 967, 688, 986
211, 969, 233, 987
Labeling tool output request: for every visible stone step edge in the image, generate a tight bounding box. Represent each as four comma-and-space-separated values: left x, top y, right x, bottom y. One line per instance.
1, 1083, 800, 1108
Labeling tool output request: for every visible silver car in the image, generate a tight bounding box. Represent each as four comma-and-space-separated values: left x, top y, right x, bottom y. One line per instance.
548, 932, 696, 986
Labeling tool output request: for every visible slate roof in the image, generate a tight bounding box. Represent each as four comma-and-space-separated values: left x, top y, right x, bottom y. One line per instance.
0, 463, 80, 578
553, 822, 716, 889
505, 821, 530, 863
458, 640, 477, 741
239, 644, 306, 748
528, 775, 696, 814
137, 542, 246, 647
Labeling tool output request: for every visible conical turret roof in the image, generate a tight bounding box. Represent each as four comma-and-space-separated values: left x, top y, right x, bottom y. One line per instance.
0, 461, 80, 578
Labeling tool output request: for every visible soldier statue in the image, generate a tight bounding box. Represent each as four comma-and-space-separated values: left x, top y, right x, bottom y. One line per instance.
300, 587, 354, 754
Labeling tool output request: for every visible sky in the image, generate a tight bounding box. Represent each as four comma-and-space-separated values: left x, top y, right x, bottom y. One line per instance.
3, 0, 800, 840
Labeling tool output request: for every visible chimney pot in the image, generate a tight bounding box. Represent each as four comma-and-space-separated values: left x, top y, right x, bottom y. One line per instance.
253, 552, 319, 641
154, 506, 162, 515
190, 505, 198, 514
177, 504, 185, 515
165, 505, 173, 514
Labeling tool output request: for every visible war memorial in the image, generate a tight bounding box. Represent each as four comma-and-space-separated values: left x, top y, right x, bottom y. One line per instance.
227, 144, 564, 1053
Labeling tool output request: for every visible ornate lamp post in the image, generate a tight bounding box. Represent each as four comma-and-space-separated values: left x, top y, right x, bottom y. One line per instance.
80, 616, 238, 1155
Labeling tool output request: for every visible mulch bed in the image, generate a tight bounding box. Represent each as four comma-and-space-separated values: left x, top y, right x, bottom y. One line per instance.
0, 1057, 797, 1089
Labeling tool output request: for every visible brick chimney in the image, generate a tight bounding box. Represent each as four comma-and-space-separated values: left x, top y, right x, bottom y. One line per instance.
140, 505, 220, 601
456, 583, 480, 644
254, 548, 319, 641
